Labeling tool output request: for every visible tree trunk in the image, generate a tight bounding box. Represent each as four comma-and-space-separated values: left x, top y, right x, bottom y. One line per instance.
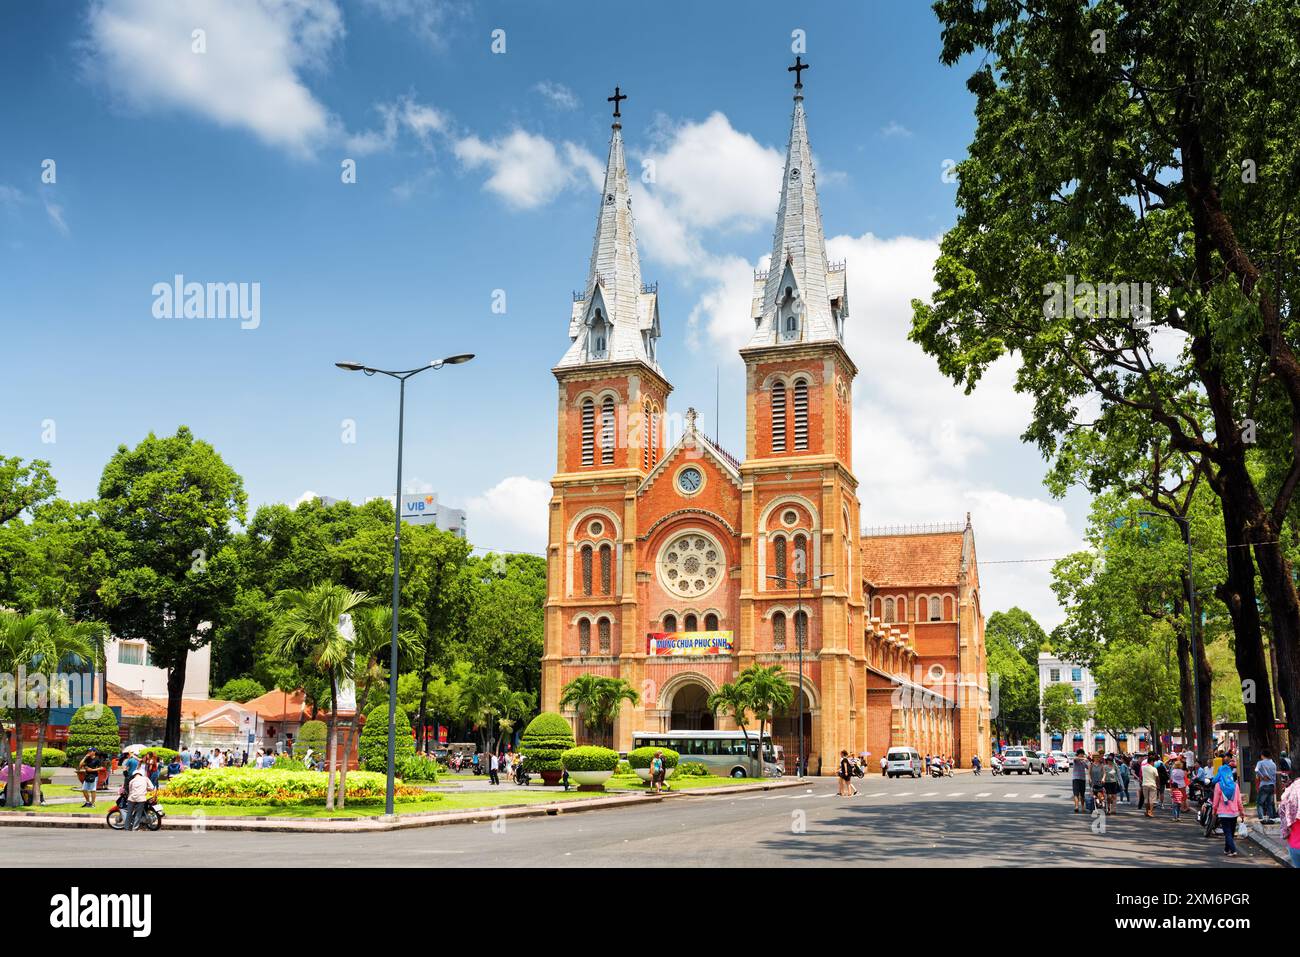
1172, 598, 1195, 759
1252, 539, 1300, 768
164, 656, 188, 750
31, 711, 49, 807
3, 722, 19, 808
337, 673, 374, 811
325, 671, 338, 811
1194, 621, 1214, 765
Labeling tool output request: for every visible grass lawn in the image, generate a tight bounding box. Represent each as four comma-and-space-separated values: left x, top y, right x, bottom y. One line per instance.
606, 774, 766, 792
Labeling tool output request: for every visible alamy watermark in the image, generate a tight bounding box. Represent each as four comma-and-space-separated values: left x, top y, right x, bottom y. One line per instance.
0, 668, 97, 711
152, 274, 260, 330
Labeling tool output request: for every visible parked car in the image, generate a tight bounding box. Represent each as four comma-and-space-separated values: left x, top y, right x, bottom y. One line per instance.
885, 746, 923, 778
1000, 746, 1043, 774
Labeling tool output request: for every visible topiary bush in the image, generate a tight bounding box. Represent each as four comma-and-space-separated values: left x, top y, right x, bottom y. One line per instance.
561, 746, 620, 772
214, 677, 267, 703
65, 704, 121, 763
358, 704, 415, 772
395, 753, 439, 783
137, 748, 178, 765
22, 747, 66, 767
157, 768, 427, 806
296, 720, 327, 757
627, 746, 680, 770
673, 761, 709, 777
519, 711, 576, 772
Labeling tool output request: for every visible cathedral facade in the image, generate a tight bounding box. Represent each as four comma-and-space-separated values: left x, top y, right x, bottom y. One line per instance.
540, 70, 991, 772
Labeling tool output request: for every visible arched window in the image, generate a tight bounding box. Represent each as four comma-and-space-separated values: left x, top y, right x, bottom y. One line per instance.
662, 614, 677, 633
883, 597, 895, 623
650, 409, 659, 466
772, 612, 787, 651
771, 381, 787, 452
598, 618, 611, 654
580, 399, 595, 466
600, 397, 615, 465
929, 597, 941, 621
943, 595, 954, 620
704, 613, 718, 631
684, 613, 698, 632
590, 309, 608, 357
897, 596, 907, 621
642, 404, 651, 471
581, 545, 593, 596
793, 379, 809, 450
774, 536, 788, 586
578, 619, 591, 655
795, 610, 808, 649
599, 544, 612, 595
793, 533, 808, 587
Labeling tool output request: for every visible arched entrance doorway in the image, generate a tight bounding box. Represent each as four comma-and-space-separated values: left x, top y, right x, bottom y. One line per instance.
669, 683, 715, 730
771, 689, 813, 774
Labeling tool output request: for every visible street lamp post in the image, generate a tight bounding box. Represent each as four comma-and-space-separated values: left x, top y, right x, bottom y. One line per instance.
1137, 510, 1201, 760
766, 567, 834, 779
336, 354, 474, 816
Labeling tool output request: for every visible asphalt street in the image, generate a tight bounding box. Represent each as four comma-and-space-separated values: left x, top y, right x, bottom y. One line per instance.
6, 771, 1280, 867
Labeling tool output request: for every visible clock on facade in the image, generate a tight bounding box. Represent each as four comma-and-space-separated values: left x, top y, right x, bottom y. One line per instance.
677, 467, 702, 493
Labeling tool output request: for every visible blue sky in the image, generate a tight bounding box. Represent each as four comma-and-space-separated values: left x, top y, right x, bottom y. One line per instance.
0, 0, 1088, 626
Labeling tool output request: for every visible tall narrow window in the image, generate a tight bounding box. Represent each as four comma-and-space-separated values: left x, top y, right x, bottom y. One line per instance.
642, 405, 651, 470
662, 614, 677, 633
704, 613, 718, 631
598, 618, 611, 654
581, 399, 595, 466
793, 378, 809, 450
650, 410, 659, 466
600, 397, 615, 465
578, 619, 591, 655
795, 610, 808, 650
773, 612, 787, 651
793, 533, 808, 587
774, 536, 788, 586
930, 597, 941, 621
599, 544, 612, 595
684, 613, 698, 632
771, 381, 787, 452
884, 597, 895, 623
581, 545, 593, 596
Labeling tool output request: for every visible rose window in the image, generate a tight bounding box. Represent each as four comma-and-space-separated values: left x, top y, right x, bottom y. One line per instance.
659, 531, 723, 599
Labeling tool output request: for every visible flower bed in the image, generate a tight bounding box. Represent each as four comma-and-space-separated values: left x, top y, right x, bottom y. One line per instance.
157, 768, 427, 806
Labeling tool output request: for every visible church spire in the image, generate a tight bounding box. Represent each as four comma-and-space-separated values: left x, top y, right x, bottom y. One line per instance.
746, 58, 848, 348
556, 87, 661, 371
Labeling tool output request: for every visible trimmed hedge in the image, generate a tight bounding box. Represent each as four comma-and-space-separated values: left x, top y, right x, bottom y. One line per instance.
519, 712, 575, 772
358, 704, 415, 772
561, 746, 619, 772
395, 753, 440, 783
674, 761, 709, 777
134, 747, 178, 764
66, 704, 121, 763
626, 746, 680, 770
296, 720, 327, 756
159, 768, 425, 805
21, 747, 66, 768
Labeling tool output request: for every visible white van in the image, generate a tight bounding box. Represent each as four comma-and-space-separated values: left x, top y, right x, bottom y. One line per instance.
885, 747, 923, 778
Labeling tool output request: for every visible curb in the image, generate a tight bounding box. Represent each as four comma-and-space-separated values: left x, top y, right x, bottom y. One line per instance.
1245, 820, 1292, 866
0, 776, 807, 833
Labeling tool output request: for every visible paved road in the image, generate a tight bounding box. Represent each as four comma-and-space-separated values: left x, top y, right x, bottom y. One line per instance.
6, 772, 1279, 867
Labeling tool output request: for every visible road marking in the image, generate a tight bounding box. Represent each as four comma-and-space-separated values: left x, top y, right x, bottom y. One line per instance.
896, 791, 913, 796
1004, 792, 1019, 797
922, 791, 938, 796
975, 792, 990, 797
1032, 793, 1049, 798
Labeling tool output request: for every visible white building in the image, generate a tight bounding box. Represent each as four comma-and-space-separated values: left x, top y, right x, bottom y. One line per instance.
1037, 651, 1148, 754
105, 636, 210, 699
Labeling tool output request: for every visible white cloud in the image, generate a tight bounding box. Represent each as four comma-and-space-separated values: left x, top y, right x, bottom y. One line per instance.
534, 81, 578, 110
293, 489, 320, 507
346, 95, 448, 155
44, 200, 69, 236
0, 185, 24, 209
880, 120, 913, 138
84, 0, 344, 157
453, 130, 599, 210
358, 0, 459, 48
465, 476, 551, 551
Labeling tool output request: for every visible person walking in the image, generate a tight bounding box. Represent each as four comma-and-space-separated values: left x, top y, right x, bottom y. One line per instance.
1071, 749, 1088, 814
123, 764, 155, 832
1102, 755, 1119, 814
1276, 773, 1300, 868
1168, 759, 1187, 821
837, 750, 854, 797
77, 748, 103, 808
972, 754, 982, 775
879, 754, 888, 777
1254, 749, 1278, 824
1211, 761, 1244, 857
1140, 755, 1160, 818
488, 751, 500, 786
1117, 755, 1131, 805
650, 749, 666, 793
1088, 752, 1105, 812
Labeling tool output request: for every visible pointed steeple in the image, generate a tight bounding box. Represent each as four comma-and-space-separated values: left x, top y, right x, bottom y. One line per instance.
747, 62, 848, 348
557, 89, 660, 370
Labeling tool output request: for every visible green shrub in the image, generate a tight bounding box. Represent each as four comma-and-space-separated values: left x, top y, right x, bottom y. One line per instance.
21, 747, 66, 767
158, 768, 425, 804
626, 746, 680, 770
136, 747, 178, 764
560, 746, 619, 772
519, 711, 575, 772
395, 753, 439, 783
65, 704, 121, 763
273, 753, 307, 770
673, 761, 709, 777
358, 705, 415, 772
214, 677, 267, 703
296, 720, 327, 756
615, 760, 633, 775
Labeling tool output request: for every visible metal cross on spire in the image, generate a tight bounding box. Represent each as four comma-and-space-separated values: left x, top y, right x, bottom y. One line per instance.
788, 55, 810, 89
607, 86, 627, 120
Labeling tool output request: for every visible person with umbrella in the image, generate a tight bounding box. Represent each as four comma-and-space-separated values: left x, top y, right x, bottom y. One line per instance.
0, 762, 37, 806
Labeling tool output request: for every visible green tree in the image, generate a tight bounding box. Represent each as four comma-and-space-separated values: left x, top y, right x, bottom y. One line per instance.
269, 583, 369, 810
736, 665, 793, 774
1040, 682, 1089, 744
984, 611, 1041, 744
915, 0, 1300, 764
94, 427, 246, 748
0, 456, 56, 525
558, 674, 640, 748
1092, 638, 1182, 755
213, 677, 266, 703
707, 682, 753, 774
358, 703, 414, 772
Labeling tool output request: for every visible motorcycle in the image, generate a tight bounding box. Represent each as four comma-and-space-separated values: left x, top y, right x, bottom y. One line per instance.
1046, 760, 1060, 776
514, 763, 531, 786
930, 762, 953, 778
990, 756, 1004, 776
106, 788, 165, 831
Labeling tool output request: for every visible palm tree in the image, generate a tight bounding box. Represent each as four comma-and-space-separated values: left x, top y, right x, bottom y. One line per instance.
270, 584, 369, 811
559, 674, 639, 747
558, 674, 604, 743
22, 610, 106, 806
738, 665, 794, 775
336, 605, 418, 808
0, 611, 39, 808
707, 681, 753, 774
593, 678, 639, 747
460, 668, 510, 757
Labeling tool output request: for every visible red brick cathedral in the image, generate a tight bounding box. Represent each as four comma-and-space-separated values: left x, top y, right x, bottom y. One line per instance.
541, 68, 991, 772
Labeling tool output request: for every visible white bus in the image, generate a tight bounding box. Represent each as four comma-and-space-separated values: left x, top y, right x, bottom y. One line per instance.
631, 730, 784, 778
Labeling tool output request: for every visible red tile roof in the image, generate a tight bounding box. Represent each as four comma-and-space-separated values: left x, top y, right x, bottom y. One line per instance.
244, 688, 310, 723
861, 531, 964, 588
106, 683, 167, 719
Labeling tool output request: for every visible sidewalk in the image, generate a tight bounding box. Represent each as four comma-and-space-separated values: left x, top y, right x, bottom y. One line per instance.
1246, 819, 1293, 866
0, 776, 807, 833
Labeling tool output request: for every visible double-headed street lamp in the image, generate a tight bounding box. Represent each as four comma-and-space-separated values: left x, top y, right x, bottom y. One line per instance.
336, 354, 474, 816
765, 566, 834, 779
